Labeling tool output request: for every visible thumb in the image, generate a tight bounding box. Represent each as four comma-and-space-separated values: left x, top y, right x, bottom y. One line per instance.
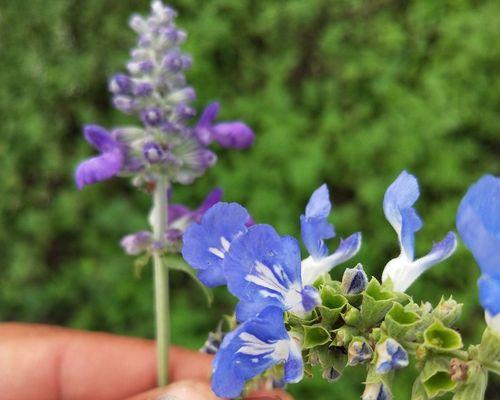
125, 380, 218, 400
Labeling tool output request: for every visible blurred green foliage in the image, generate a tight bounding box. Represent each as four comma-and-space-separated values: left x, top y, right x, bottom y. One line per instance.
0, 0, 498, 398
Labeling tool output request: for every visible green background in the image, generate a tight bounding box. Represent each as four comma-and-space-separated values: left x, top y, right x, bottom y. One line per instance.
0, 0, 499, 398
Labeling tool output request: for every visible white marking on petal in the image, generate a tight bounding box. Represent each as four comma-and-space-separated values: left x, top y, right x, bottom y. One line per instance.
208, 247, 225, 259
245, 261, 290, 296
208, 236, 231, 259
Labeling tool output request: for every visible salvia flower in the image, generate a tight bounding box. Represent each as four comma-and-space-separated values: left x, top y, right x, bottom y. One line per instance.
224, 223, 321, 321
362, 382, 392, 400
211, 306, 303, 398
195, 102, 255, 149
456, 174, 500, 333
121, 188, 223, 255
375, 338, 409, 374
341, 263, 369, 295
182, 202, 251, 287
300, 184, 362, 286
75, 125, 125, 189
381, 171, 457, 292
76, 1, 254, 189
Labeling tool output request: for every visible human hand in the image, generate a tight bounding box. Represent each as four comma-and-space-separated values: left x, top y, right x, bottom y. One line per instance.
0, 323, 292, 400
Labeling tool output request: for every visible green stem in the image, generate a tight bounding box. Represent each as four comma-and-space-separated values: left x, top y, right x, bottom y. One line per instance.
151, 175, 169, 387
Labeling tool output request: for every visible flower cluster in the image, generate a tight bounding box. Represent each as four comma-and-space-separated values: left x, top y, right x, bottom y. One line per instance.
75, 1, 254, 191
182, 171, 500, 399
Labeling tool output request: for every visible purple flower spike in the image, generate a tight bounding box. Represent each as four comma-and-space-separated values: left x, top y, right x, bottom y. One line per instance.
75, 125, 124, 189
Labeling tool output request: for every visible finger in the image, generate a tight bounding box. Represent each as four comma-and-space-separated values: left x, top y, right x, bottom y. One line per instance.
246, 389, 294, 400
126, 380, 218, 400
0, 323, 212, 400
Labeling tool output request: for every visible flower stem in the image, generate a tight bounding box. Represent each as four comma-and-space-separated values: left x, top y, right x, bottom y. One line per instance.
152, 175, 170, 387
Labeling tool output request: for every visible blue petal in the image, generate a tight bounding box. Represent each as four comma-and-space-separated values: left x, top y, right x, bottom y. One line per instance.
75, 149, 124, 189
211, 306, 290, 398
456, 175, 500, 279
301, 184, 335, 259
305, 184, 332, 219
224, 224, 303, 320
284, 342, 304, 383
478, 275, 500, 316
412, 232, 457, 273
182, 202, 249, 287
383, 171, 423, 260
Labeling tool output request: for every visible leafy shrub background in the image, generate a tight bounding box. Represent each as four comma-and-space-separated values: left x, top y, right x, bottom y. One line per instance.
0, 0, 498, 398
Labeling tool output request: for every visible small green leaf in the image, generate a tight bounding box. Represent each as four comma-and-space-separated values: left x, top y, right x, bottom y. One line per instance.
361, 278, 397, 328
133, 253, 151, 278
424, 320, 463, 352
420, 357, 456, 398
478, 327, 500, 364
342, 305, 362, 327
411, 378, 430, 400
303, 325, 331, 349
318, 287, 347, 327
164, 256, 213, 306
384, 303, 421, 340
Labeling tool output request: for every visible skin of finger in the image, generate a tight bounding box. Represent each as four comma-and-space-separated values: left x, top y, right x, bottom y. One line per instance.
0, 323, 212, 400
127, 382, 293, 400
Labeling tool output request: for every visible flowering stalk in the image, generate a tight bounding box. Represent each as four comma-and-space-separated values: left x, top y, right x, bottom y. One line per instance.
151, 175, 170, 386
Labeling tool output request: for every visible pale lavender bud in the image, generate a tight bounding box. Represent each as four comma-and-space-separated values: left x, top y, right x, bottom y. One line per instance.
168, 87, 196, 104
198, 149, 217, 168
140, 107, 164, 126
362, 383, 391, 400
127, 60, 154, 74
341, 264, 369, 295
109, 74, 132, 95
143, 142, 165, 164
212, 121, 255, 149
113, 96, 135, 113
175, 103, 196, 120
162, 50, 183, 72
132, 82, 153, 96
129, 15, 147, 33
348, 338, 373, 366
120, 231, 152, 255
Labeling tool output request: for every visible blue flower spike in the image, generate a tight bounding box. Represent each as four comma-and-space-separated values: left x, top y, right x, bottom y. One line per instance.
182, 202, 250, 287
211, 306, 303, 399
375, 338, 409, 374
300, 184, 362, 286
382, 171, 457, 292
456, 174, 500, 333
224, 224, 321, 321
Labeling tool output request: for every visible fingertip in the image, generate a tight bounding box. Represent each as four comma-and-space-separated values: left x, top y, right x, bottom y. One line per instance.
127, 380, 218, 400
246, 389, 294, 400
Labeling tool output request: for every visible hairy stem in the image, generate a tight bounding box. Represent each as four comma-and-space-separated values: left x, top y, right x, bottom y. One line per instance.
152, 175, 170, 386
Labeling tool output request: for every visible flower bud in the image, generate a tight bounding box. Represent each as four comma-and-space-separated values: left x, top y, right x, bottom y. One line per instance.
341, 263, 368, 295
432, 296, 462, 326
343, 305, 362, 327
140, 107, 164, 126
120, 231, 152, 255
322, 366, 341, 382
212, 122, 255, 149
375, 338, 409, 374
362, 383, 391, 400
143, 142, 165, 164
112, 95, 136, 114
132, 81, 153, 96
109, 74, 133, 94
348, 337, 373, 366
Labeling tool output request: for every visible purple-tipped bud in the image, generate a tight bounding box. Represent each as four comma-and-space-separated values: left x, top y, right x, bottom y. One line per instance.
168, 87, 196, 103
140, 107, 164, 126
375, 338, 409, 374
175, 103, 196, 120
341, 264, 368, 295
112, 96, 136, 114
181, 55, 192, 69
109, 74, 132, 95
159, 26, 186, 44
212, 122, 255, 149
143, 142, 165, 164
127, 60, 154, 74
165, 228, 183, 242
132, 82, 154, 96
129, 15, 146, 33
151, 1, 176, 22
362, 383, 391, 400
348, 338, 373, 366
162, 50, 184, 72
120, 231, 152, 255
198, 149, 217, 168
